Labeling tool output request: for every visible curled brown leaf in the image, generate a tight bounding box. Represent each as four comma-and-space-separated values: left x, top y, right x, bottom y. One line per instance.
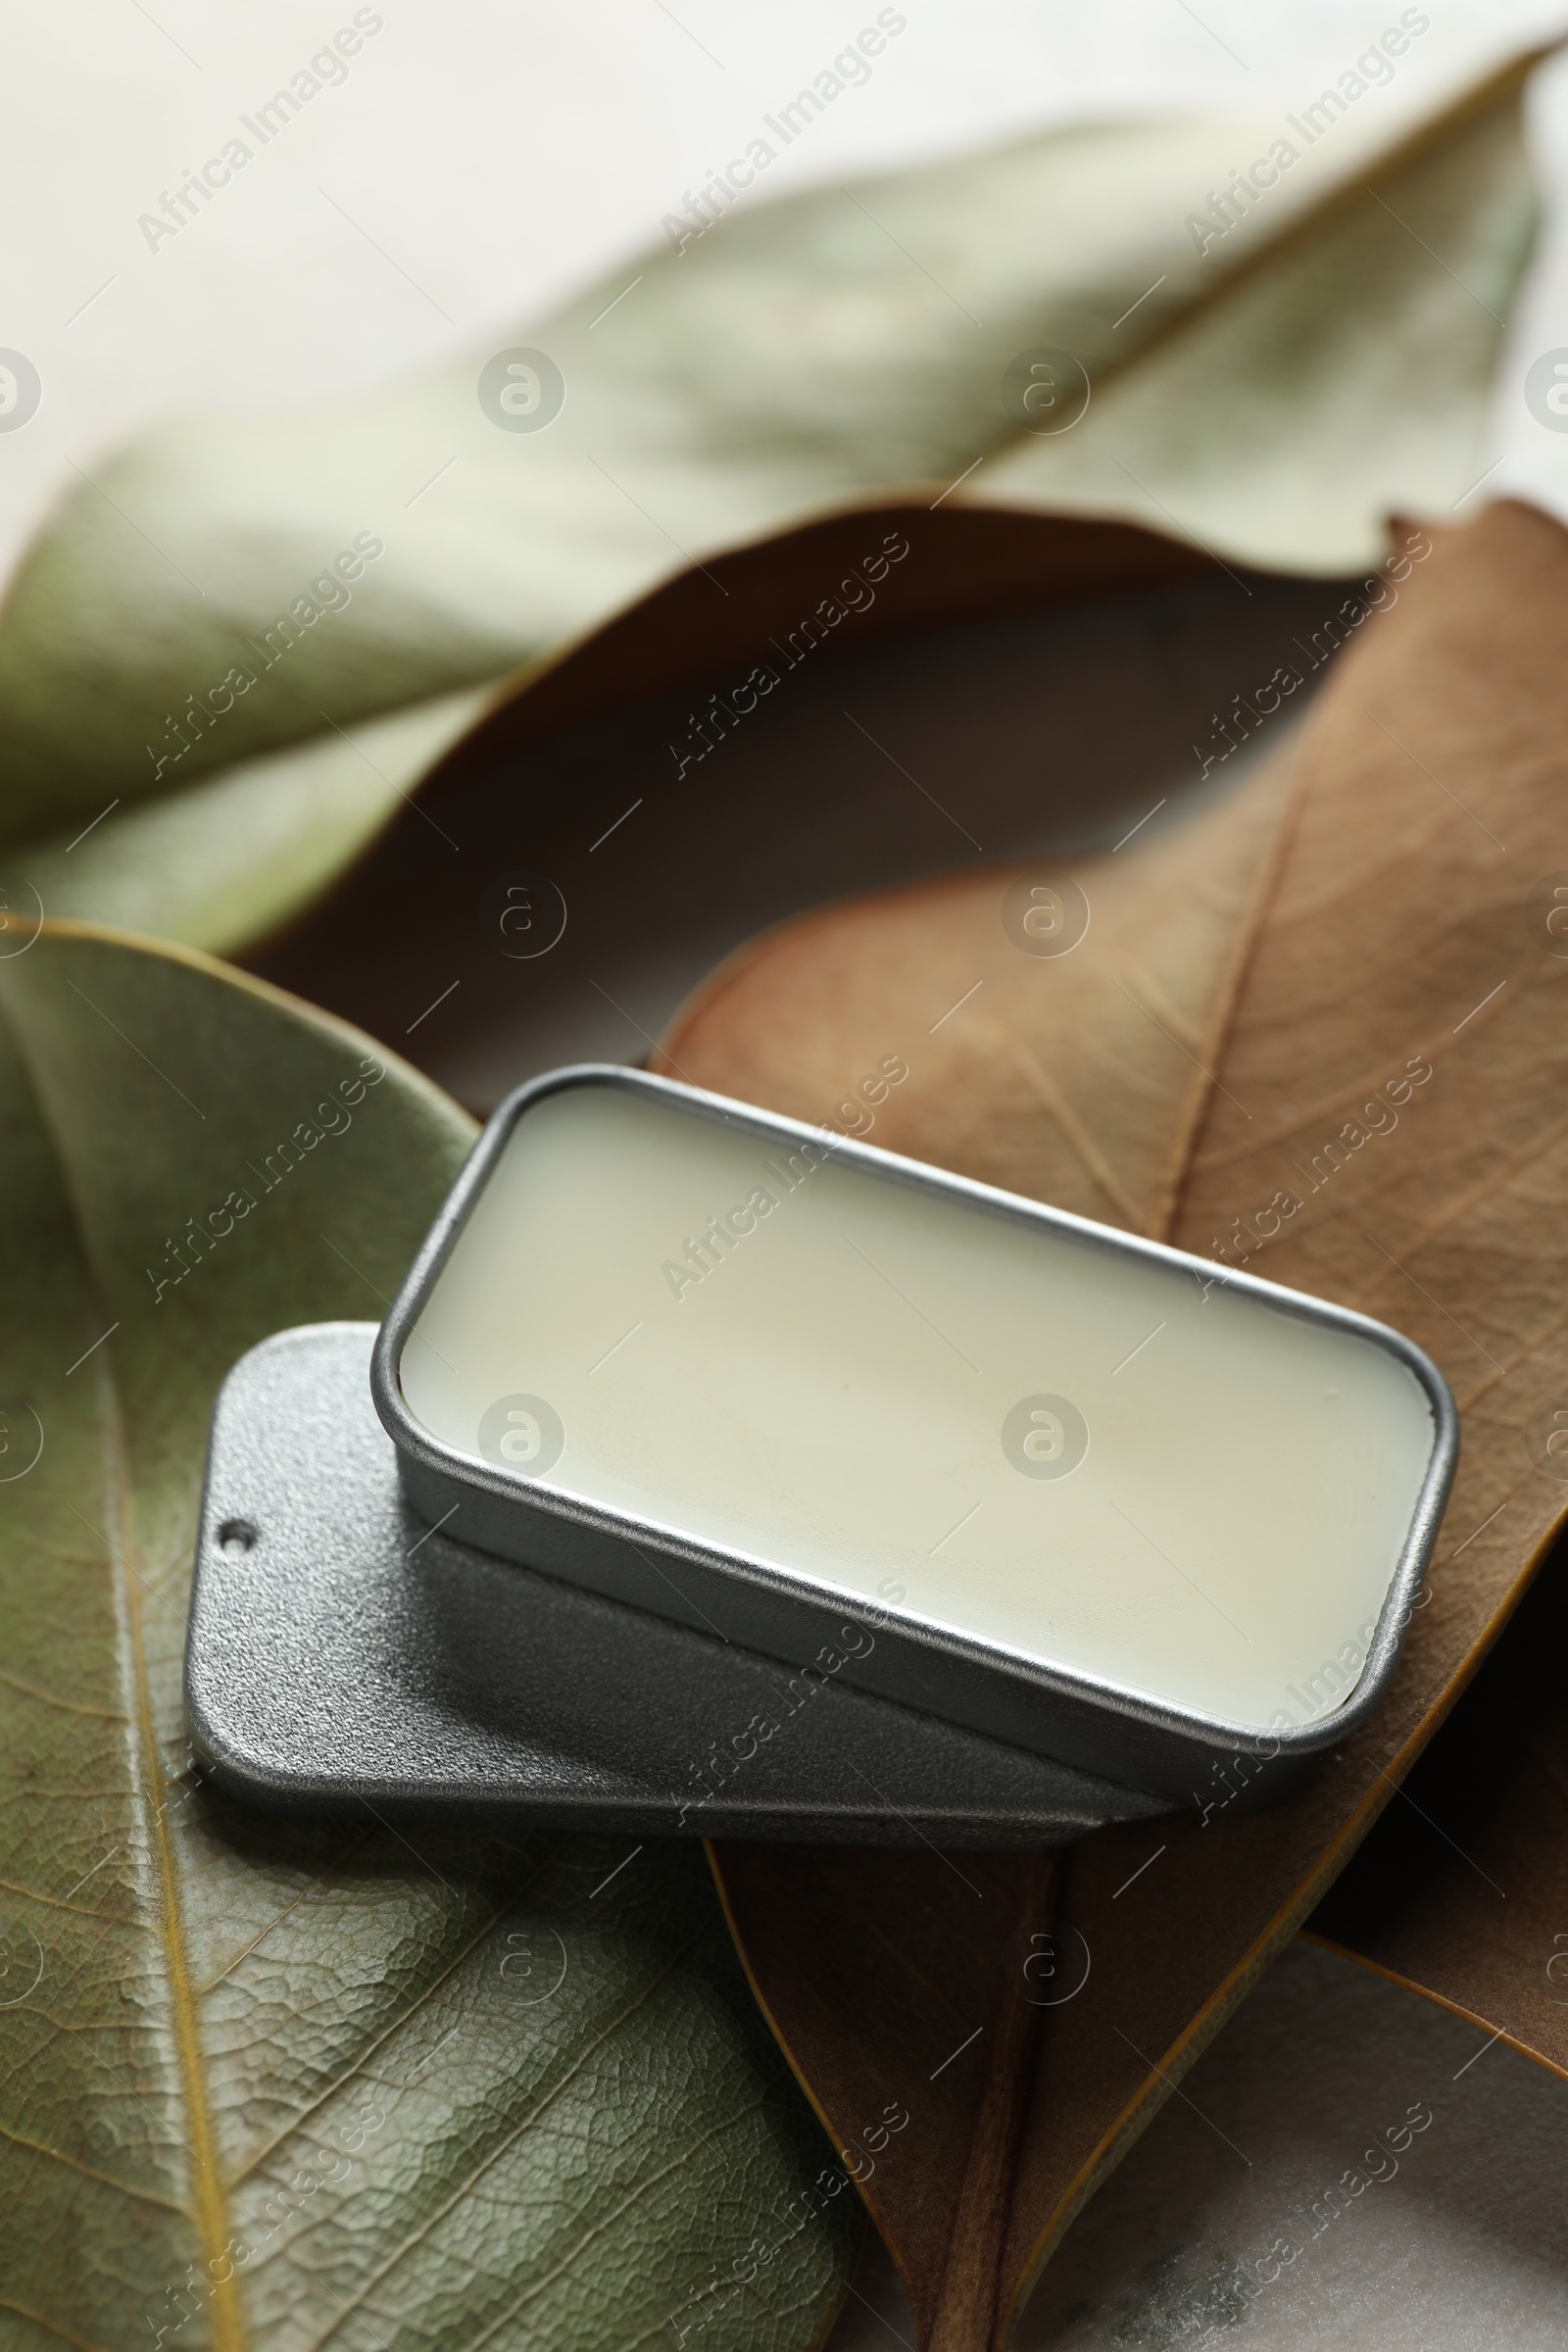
657, 499, 1568, 2343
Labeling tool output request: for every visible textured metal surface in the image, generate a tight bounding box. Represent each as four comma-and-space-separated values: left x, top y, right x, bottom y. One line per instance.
373, 1064, 1460, 1797
184, 1323, 1174, 1844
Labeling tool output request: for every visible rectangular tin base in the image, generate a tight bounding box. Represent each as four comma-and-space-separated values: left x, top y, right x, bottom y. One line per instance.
183, 1324, 1179, 1845
374, 1066, 1454, 1796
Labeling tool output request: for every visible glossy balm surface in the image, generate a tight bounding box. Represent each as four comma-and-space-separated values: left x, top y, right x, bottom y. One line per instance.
399, 1084, 1438, 1733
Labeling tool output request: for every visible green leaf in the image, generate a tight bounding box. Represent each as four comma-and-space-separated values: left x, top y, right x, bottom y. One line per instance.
0, 923, 856, 2352
12, 688, 490, 956
0, 50, 1542, 959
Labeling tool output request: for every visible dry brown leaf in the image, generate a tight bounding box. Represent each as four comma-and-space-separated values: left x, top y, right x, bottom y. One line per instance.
711, 1847, 1057, 2350
242, 505, 1251, 1099
657, 750, 1292, 1237
1309, 1522, 1568, 2081
651, 497, 1568, 2344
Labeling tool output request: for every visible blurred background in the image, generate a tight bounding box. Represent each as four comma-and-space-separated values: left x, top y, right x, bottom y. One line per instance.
7, 0, 1568, 585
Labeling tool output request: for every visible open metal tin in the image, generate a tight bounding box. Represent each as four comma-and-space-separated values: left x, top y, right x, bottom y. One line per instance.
371, 1065, 1459, 1803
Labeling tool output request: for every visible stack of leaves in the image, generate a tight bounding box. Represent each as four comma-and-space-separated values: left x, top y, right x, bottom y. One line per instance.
0, 46, 1541, 953
2, 40, 1566, 2352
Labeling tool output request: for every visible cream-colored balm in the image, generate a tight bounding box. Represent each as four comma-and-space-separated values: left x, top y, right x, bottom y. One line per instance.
399, 1084, 1440, 1734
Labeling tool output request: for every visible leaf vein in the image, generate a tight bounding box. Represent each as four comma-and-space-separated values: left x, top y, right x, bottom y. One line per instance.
0, 2113, 187, 2212
298, 1924, 713, 2351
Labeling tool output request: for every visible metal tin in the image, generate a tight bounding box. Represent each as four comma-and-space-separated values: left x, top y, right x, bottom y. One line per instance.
372, 1065, 1459, 1802
184, 1322, 1173, 1842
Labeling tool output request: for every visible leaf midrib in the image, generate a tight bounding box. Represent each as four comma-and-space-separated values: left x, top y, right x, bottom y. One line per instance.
937, 48, 1542, 511
1153, 754, 1306, 1242
0, 973, 245, 2349
102, 1358, 245, 2352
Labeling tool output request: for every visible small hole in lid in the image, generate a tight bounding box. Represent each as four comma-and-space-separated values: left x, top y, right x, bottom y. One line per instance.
218, 1518, 258, 1556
